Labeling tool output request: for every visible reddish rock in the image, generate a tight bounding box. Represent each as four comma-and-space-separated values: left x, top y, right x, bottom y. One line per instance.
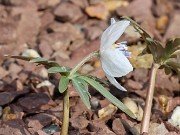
62, 40, 100, 67
0, 67, 9, 79
0, 90, 29, 106
112, 118, 126, 135
0, 22, 17, 44
164, 13, 180, 40
40, 10, 54, 30
84, 26, 103, 40
133, 68, 149, 83
0, 119, 31, 135
125, 79, 143, 90
70, 0, 89, 9
18, 93, 55, 113
38, 41, 53, 59
25, 113, 55, 133
54, 2, 83, 22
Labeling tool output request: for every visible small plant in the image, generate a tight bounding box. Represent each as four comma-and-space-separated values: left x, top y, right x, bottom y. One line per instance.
6, 17, 179, 135
7, 18, 136, 135
122, 16, 180, 134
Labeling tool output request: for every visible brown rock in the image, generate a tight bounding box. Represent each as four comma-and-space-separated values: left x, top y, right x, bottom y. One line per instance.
85, 3, 109, 20
0, 119, 31, 135
38, 41, 53, 59
18, 93, 55, 113
112, 118, 126, 135
12, 0, 41, 45
70, 115, 89, 129
156, 15, 169, 34
0, 90, 29, 106
0, 22, 17, 44
54, 2, 83, 22
116, 0, 159, 38
40, 10, 54, 30
25, 113, 55, 133
125, 79, 143, 90
36, 130, 48, 135
48, 22, 84, 40
0, 67, 9, 79
133, 68, 149, 83
9, 63, 23, 80
84, 26, 103, 40
156, 69, 179, 92
164, 13, 180, 40
70, 0, 89, 9
62, 40, 100, 67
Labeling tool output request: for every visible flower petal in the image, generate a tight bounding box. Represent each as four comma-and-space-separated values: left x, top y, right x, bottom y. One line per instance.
106, 74, 127, 91
100, 20, 130, 52
101, 49, 133, 77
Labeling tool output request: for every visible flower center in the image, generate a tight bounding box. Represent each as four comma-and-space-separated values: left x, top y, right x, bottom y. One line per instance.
113, 41, 131, 58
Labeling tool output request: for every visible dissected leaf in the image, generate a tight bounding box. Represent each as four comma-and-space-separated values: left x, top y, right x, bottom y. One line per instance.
122, 16, 165, 63
79, 76, 136, 119
72, 77, 91, 109
58, 76, 69, 93
7, 55, 60, 68
48, 66, 71, 73
164, 38, 180, 60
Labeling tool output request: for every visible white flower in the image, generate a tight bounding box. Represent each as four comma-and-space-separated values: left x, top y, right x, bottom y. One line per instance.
100, 18, 133, 91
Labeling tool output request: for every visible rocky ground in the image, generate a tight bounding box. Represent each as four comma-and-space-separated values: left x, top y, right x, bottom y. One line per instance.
0, 0, 179, 135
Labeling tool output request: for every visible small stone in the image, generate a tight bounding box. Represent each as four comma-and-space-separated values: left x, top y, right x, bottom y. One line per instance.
70, 115, 89, 129
36, 130, 48, 135
80, 64, 94, 74
98, 104, 117, 119
43, 124, 60, 134
0, 106, 3, 117
36, 80, 53, 89
39, 42, 53, 59
70, 0, 89, 9
85, 3, 109, 20
90, 97, 100, 110
0, 67, 8, 79
26, 113, 55, 133
126, 79, 143, 90
112, 118, 126, 135
22, 49, 40, 58
84, 26, 103, 40
0, 119, 31, 135
168, 106, 180, 128
54, 2, 83, 22
164, 13, 180, 40
156, 15, 169, 33
18, 93, 55, 113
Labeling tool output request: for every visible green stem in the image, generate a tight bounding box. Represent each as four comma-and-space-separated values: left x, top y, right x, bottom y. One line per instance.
61, 90, 69, 135
61, 51, 99, 135
140, 63, 160, 134
68, 51, 99, 78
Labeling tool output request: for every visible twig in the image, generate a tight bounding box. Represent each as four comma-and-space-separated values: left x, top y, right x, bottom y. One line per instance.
61, 90, 69, 135
140, 63, 160, 134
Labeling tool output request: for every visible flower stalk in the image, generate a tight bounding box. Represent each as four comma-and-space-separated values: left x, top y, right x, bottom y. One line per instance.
61, 90, 69, 135
140, 63, 160, 134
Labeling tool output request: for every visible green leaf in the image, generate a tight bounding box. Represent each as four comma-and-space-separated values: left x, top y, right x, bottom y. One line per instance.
58, 76, 69, 93
72, 77, 91, 109
79, 76, 136, 119
122, 16, 165, 63
48, 66, 71, 73
7, 55, 60, 68
164, 38, 180, 60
